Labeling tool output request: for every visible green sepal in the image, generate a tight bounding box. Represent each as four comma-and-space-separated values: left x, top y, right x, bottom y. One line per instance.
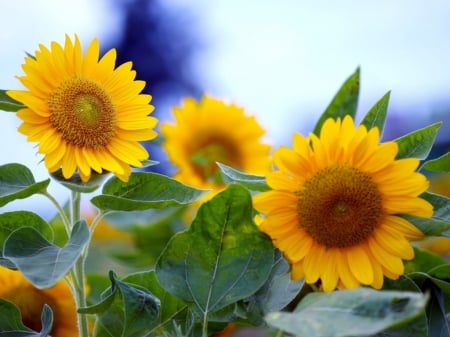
0, 90, 25, 112
0, 163, 50, 207
91, 172, 208, 211
50, 169, 110, 193
3, 220, 90, 288
360, 91, 390, 137
312, 67, 360, 135
265, 288, 428, 337
422, 152, 450, 173
0, 299, 53, 336
217, 162, 270, 191
155, 184, 274, 319
394, 122, 441, 160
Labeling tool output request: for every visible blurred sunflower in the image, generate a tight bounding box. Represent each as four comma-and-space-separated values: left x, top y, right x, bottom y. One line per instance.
7, 34, 158, 182
254, 116, 433, 291
161, 95, 271, 196
0, 266, 77, 336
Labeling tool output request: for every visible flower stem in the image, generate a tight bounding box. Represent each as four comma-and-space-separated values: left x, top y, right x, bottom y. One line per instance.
41, 190, 71, 236
70, 191, 90, 337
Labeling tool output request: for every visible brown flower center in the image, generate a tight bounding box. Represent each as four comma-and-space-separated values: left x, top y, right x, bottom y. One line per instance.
191, 137, 241, 183
296, 164, 383, 248
48, 77, 116, 148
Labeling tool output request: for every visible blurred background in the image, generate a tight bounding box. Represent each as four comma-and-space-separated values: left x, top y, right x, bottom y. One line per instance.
1, 0, 450, 215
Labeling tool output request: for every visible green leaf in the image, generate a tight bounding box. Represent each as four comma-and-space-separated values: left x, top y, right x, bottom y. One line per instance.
422, 152, 450, 173
3, 220, 90, 288
0, 211, 53, 268
0, 90, 25, 112
123, 271, 190, 336
403, 192, 450, 236
253, 251, 304, 314
406, 269, 450, 337
422, 192, 450, 222
217, 162, 270, 192
81, 271, 160, 337
394, 122, 442, 160
404, 215, 450, 237
155, 184, 274, 318
380, 276, 428, 337
0, 163, 50, 207
312, 67, 360, 135
265, 288, 428, 337
0, 299, 53, 336
91, 172, 207, 211
360, 91, 390, 137
405, 247, 450, 275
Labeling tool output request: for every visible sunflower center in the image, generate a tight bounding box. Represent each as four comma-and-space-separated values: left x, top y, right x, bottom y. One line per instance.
296, 164, 383, 248
191, 139, 241, 183
48, 77, 116, 148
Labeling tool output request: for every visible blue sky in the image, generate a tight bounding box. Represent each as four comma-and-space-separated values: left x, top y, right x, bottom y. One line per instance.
1, 0, 449, 215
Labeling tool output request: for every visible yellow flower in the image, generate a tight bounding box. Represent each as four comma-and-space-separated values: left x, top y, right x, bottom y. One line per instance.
7, 35, 158, 182
0, 266, 77, 336
161, 95, 271, 195
253, 116, 433, 291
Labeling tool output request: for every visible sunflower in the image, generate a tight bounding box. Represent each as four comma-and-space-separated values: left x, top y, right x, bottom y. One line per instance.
0, 266, 77, 336
7, 35, 157, 182
161, 95, 271, 195
253, 115, 433, 291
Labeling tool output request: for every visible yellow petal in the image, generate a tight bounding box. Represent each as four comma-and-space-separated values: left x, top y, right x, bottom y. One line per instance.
346, 245, 374, 285
368, 236, 404, 275
303, 242, 325, 284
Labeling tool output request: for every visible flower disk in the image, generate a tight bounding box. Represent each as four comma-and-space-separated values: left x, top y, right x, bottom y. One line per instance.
8, 35, 158, 182
0, 266, 78, 336
253, 116, 433, 291
161, 95, 271, 194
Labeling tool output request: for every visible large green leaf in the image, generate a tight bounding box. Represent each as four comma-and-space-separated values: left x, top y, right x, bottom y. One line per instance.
155, 184, 274, 320
0, 211, 53, 268
0, 299, 53, 336
360, 91, 390, 137
91, 172, 207, 211
0, 163, 50, 207
0, 90, 25, 112
394, 122, 441, 160
312, 67, 360, 135
217, 162, 270, 192
79, 271, 160, 337
422, 152, 450, 173
265, 288, 428, 337
3, 220, 89, 288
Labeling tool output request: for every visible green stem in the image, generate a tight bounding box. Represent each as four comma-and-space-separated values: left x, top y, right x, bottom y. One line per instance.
41, 191, 71, 236
202, 312, 209, 337
70, 191, 90, 337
